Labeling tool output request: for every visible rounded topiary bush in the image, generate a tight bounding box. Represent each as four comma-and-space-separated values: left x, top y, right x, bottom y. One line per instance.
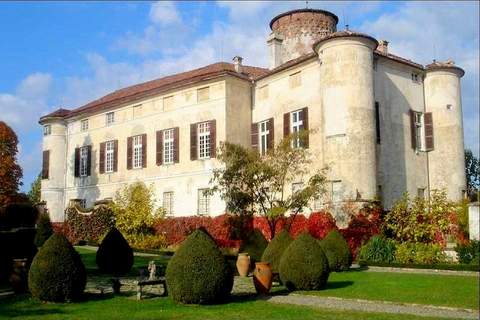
28, 233, 86, 302
96, 227, 133, 275
319, 230, 352, 272
261, 230, 292, 274
279, 232, 329, 291
34, 213, 53, 247
239, 229, 268, 266
166, 229, 233, 304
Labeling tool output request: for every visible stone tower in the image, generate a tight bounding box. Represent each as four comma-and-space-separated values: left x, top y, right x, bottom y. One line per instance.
268, 9, 338, 69
424, 60, 466, 200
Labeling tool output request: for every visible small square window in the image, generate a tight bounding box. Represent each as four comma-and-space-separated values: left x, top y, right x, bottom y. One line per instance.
197, 87, 209, 102
411, 73, 421, 83
446, 104, 453, 110
106, 112, 115, 126
43, 125, 51, 136
81, 119, 89, 132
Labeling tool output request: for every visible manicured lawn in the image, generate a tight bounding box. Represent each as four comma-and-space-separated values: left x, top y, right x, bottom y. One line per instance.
303, 270, 480, 310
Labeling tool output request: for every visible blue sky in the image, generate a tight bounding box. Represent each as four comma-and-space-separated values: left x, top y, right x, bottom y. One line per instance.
0, 1, 478, 192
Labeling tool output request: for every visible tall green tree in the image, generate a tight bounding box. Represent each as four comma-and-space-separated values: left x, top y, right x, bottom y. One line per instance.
211, 133, 327, 239
0, 121, 23, 206
465, 149, 480, 201
28, 173, 42, 204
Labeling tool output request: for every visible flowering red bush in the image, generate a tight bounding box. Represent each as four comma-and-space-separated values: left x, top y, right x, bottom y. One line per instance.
308, 211, 338, 240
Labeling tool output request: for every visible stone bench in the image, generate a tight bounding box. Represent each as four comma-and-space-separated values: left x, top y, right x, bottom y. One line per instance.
136, 278, 167, 300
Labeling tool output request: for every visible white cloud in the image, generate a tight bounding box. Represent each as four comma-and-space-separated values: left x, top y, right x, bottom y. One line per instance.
149, 1, 181, 25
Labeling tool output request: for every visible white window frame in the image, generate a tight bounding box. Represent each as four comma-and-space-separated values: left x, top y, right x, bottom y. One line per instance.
43, 125, 51, 136
197, 188, 210, 215
414, 111, 425, 151
163, 191, 174, 216
81, 119, 89, 132
79, 146, 88, 177
291, 110, 303, 148
79, 199, 87, 208
106, 112, 115, 126
163, 129, 174, 165
259, 120, 269, 156
133, 135, 143, 169
198, 122, 211, 159
105, 140, 115, 173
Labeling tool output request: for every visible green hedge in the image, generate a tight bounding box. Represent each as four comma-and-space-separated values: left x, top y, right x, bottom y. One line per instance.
239, 229, 268, 266
358, 260, 479, 272
261, 230, 292, 274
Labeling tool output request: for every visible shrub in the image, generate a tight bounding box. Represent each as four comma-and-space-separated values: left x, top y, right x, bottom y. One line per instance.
96, 228, 133, 275
28, 233, 86, 302
395, 242, 446, 264
279, 232, 329, 291
64, 204, 115, 244
358, 235, 396, 263
455, 240, 480, 264
34, 213, 53, 247
0, 203, 38, 230
165, 229, 233, 304
239, 229, 268, 265
261, 230, 293, 274
319, 230, 352, 271
308, 211, 337, 240
128, 233, 167, 250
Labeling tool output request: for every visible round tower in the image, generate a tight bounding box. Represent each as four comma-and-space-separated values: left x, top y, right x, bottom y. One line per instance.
269, 9, 338, 66
313, 31, 378, 201
424, 61, 466, 200
39, 111, 68, 222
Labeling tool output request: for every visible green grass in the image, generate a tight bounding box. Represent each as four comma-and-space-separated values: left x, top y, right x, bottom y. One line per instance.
302, 270, 480, 310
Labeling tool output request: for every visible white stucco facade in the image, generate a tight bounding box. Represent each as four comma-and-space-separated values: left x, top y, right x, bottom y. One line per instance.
39, 9, 466, 222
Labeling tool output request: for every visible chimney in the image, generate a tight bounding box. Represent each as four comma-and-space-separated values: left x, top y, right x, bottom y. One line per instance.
233, 56, 243, 73
267, 32, 284, 69
377, 40, 389, 54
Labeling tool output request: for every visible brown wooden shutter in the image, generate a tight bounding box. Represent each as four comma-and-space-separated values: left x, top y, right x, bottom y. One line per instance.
190, 123, 197, 160
156, 130, 163, 166
127, 137, 133, 170
409, 109, 416, 150
251, 122, 259, 152
99, 142, 105, 174
113, 140, 118, 172
424, 112, 434, 151
174, 127, 180, 163
283, 112, 290, 137
301, 107, 309, 148
86, 145, 92, 176
210, 119, 216, 158
375, 102, 381, 144
267, 118, 274, 150
42, 150, 49, 179
141, 134, 147, 168
74, 147, 80, 177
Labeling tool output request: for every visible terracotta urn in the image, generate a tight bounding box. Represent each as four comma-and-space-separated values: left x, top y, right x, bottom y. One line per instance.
9, 258, 29, 293
253, 262, 272, 294
236, 253, 250, 277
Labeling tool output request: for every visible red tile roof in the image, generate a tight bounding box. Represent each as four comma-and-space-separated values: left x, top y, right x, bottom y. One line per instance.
375, 50, 424, 70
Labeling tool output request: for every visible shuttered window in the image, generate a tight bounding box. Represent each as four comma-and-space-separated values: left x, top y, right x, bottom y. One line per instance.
257, 118, 275, 155
133, 135, 143, 169
409, 110, 434, 152
284, 108, 308, 148
163, 128, 175, 164
105, 141, 115, 173
424, 112, 434, 151
42, 150, 49, 179
375, 102, 381, 144
191, 120, 216, 160
79, 146, 89, 177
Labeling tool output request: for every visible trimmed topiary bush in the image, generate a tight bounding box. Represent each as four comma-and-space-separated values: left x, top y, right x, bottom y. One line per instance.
28, 233, 86, 302
34, 213, 53, 247
279, 232, 329, 291
96, 227, 133, 275
261, 230, 292, 274
166, 228, 233, 304
239, 228, 268, 265
319, 230, 352, 271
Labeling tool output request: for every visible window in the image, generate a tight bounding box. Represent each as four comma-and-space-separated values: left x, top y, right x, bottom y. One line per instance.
79, 199, 87, 208
291, 110, 303, 148
198, 122, 211, 159
105, 141, 115, 173
133, 135, 143, 169
106, 112, 115, 126
81, 119, 89, 132
163, 192, 174, 216
43, 125, 51, 136
417, 188, 425, 199
79, 146, 89, 177
42, 150, 50, 179
414, 112, 424, 151
163, 129, 174, 164
375, 102, 381, 144
197, 87, 209, 102
163, 95, 174, 111
259, 120, 270, 156
331, 181, 342, 202
197, 188, 210, 215
411, 72, 420, 83
289, 71, 301, 88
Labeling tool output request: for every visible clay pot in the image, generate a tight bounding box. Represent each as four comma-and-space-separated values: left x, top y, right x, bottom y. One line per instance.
253, 262, 272, 294
236, 253, 250, 277
9, 258, 29, 293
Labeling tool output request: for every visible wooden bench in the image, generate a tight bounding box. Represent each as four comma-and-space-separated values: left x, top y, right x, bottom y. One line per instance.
136, 278, 167, 300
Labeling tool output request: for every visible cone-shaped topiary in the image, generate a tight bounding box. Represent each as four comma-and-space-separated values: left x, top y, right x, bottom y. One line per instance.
34, 213, 53, 247
279, 232, 329, 291
166, 228, 233, 304
96, 227, 133, 275
261, 230, 292, 274
28, 233, 86, 302
239, 229, 268, 266
319, 230, 352, 272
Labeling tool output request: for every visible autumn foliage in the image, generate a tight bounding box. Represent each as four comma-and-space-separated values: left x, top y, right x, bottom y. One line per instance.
0, 121, 23, 206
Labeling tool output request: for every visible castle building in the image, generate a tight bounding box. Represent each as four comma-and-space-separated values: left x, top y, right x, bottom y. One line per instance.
39, 9, 466, 222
